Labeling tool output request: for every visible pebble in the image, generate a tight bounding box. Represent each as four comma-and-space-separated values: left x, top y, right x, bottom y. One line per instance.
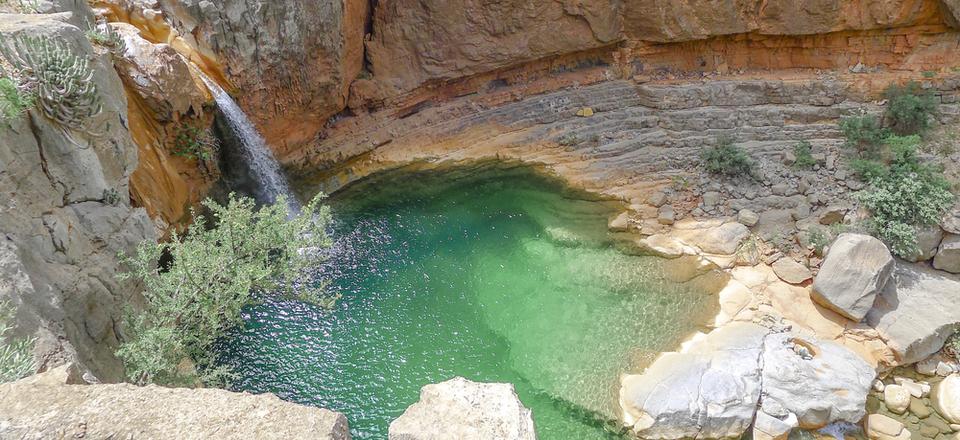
886, 385, 912, 414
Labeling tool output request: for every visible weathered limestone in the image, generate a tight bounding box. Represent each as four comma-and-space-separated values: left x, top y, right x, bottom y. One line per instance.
934, 234, 960, 274
619, 322, 767, 439
867, 263, 960, 365
759, 332, 875, 428
812, 234, 894, 322
620, 323, 877, 438
771, 257, 812, 284
933, 374, 960, 424
0, 367, 351, 439
672, 221, 750, 255
388, 377, 535, 440
0, 13, 155, 380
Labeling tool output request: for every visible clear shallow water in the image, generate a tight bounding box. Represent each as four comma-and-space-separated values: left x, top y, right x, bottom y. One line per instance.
218, 163, 716, 439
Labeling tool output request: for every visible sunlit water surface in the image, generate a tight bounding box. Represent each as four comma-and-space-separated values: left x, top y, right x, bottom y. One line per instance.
218, 163, 716, 439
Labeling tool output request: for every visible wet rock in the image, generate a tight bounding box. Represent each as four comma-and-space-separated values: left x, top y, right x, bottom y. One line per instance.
609, 211, 631, 232
389, 377, 535, 440
885, 385, 911, 414
812, 234, 894, 322
867, 264, 960, 364
866, 414, 909, 440
619, 234, 685, 259
771, 257, 812, 284
910, 398, 932, 419
934, 234, 960, 274
933, 375, 960, 424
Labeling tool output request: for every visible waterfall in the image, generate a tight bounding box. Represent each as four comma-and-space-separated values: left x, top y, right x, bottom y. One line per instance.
199, 75, 301, 213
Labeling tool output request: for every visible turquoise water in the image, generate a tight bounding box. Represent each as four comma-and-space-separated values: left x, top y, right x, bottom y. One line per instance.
218, 163, 716, 439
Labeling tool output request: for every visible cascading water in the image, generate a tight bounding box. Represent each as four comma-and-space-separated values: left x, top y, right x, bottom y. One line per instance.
200, 75, 301, 213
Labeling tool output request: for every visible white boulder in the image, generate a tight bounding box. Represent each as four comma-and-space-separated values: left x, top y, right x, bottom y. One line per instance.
388, 377, 535, 440
933, 374, 960, 424
883, 385, 910, 414
812, 233, 894, 321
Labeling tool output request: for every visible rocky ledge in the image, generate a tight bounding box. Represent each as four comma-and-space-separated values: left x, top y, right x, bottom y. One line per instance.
0, 365, 350, 439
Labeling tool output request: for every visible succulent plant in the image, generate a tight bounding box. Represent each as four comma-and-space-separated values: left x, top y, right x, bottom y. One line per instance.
86, 19, 126, 56
0, 34, 102, 132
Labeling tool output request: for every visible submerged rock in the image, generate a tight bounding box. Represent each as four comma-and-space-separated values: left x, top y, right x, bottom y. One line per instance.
388, 377, 535, 440
812, 233, 894, 322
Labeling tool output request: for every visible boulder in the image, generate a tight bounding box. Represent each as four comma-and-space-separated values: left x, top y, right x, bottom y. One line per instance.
388, 377, 535, 440
884, 385, 911, 414
903, 226, 944, 263
866, 263, 960, 365
753, 411, 798, 440
933, 374, 960, 424
934, 234, 960, 274
673, 221, 750, 255
0, 377, 350, 439
759, 332, 876, 428
619, 323, 768, 439
771, 258, 812, 284
812, 234, 894, 321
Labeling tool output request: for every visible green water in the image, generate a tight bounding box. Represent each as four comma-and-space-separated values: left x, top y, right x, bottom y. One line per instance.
219, 163, 716, 439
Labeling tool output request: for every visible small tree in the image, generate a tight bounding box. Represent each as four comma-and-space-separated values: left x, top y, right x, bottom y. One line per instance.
884, 81, 937, 136
116, 193, 335, 386
701, 136, 754, 178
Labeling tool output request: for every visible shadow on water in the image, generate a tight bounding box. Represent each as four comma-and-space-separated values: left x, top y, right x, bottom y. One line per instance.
217, 161, 715, 439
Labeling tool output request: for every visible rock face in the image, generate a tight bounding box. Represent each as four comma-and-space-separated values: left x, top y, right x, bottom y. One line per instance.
366, 0, 621, 95
812, 233, 894, 322
620, 323, 875, 438
388, 377, 535, 440
157, 0, 368, 149
867, 263, 960, 365
0, 13, 155, 380
0, 368, 351, 439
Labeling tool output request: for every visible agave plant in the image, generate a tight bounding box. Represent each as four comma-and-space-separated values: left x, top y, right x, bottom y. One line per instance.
0, 34, 102, 133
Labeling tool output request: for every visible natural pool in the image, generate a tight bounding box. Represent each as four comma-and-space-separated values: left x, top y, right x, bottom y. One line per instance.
218, 163, 717, 439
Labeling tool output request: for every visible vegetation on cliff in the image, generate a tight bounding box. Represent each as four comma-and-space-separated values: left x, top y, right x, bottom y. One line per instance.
116, 194, 334, 386
0, 301, 34, 384
842, 82, 955, 258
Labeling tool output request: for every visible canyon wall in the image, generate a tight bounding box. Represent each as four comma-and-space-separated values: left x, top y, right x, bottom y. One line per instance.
0, 13, 154, 381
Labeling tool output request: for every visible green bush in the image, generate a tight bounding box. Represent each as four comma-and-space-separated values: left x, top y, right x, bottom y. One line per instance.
173, 125, 219, 161
806, 228, 830, 257
116, 193, 335, 386
0, 76, 32, 122
839, 115, 887, 156
884, 81, 937, 136
0, 301, 35, 384
793, 140, 816, 170
857, 136, 954, 257
701, 136, 754, 178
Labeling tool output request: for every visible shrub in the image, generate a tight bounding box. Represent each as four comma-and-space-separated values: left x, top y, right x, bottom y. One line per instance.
116, 193, 335, 386
0, 301, 35, 384
806, 228, 829, 257
884, 81, 937, 136
0, 76, 32, 122
857, 136, 955, 257
0, 35, 102, 133
839, 115, 887, 156
173, 125, 219, 161
701, 136, 754, 178
793, 140, 816, 170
